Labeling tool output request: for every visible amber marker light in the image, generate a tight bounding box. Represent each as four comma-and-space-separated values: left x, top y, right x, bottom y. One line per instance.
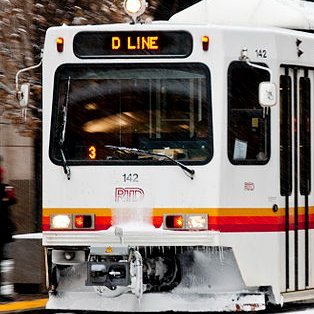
56, 37, 64, 52
202, 36, 209, 51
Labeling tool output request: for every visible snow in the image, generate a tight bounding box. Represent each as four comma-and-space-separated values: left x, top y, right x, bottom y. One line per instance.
170, 0, 314, 30
287, 310, 314, 314
13, 232, 42, 239
46, 249, 267, 312
47, 290, 266, 312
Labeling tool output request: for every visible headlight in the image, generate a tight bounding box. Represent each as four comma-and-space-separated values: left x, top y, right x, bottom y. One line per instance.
125, 0, 142, 14
186, 215, 208, 230
50, 214, 72, 229
163, 214, 208, 230
124, 0, 147, 22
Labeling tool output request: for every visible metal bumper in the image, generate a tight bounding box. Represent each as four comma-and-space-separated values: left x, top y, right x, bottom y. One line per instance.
42, 226, 220, 247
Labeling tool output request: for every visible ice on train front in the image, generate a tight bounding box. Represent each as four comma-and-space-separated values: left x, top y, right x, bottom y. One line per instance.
37, 0, 280, 312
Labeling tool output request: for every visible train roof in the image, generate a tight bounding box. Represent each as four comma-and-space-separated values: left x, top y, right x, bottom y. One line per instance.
169, 0, 314, 31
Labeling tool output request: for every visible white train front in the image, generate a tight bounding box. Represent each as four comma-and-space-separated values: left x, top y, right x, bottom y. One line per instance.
32, 0, 314, 311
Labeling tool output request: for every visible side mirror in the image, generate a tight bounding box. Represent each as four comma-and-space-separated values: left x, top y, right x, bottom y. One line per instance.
259, 82, 277, 107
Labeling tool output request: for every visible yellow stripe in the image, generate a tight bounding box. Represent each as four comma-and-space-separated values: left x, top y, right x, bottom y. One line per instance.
0, 298, 48, 312
153, 207, 286, 216
44, 207, 279, 217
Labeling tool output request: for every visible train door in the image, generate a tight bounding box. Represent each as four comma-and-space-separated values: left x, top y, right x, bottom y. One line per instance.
280, 66, 313, 294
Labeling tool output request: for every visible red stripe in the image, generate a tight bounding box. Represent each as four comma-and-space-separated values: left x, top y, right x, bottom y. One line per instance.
153, 216, 163, 228
42, 216, 50, 231
209, 216, 284, 232
209, 215, 314, 232
298, 213, 314, 229
94, 216, 111, 230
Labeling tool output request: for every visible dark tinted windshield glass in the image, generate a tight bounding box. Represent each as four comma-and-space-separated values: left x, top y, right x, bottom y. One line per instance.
50, 63, 212, 165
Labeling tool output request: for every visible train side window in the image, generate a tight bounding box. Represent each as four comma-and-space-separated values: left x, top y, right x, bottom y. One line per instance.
227, 61, 271, 165
280, 75, 292, 196
299, 76, 311, 195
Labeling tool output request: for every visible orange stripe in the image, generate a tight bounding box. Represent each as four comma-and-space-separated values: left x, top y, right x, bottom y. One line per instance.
43, 206, 314, 216
0, 298, 47, 312
153, 207, 286, 216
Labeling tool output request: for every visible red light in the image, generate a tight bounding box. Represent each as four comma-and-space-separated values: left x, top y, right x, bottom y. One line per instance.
202, 36, 209, 51
4, 186, 15, 199
75, 215, 84, 228
174, 215, 184, 228
165, 215, 184, 229
56, 37, 64, 52
74, 215, 93, 229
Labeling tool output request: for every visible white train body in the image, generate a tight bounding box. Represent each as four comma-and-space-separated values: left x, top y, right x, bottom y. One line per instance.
41, 0, 314, 311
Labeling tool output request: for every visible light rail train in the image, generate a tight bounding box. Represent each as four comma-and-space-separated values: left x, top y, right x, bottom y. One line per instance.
18, 0, 314, 311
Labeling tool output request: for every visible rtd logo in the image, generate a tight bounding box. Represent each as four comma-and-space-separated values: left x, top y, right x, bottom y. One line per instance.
115, 187, 145, 202
244, 182, 255, 191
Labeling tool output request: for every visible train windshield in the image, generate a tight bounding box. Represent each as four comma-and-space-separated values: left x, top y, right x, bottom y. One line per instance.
50, 63, 212, 165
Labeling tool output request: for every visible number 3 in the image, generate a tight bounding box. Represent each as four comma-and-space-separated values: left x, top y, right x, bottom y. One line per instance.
88, 146, 96, 160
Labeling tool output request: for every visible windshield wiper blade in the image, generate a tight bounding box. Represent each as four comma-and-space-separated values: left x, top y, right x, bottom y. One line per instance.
105, 145, 195, 180
59, 77, 71, 180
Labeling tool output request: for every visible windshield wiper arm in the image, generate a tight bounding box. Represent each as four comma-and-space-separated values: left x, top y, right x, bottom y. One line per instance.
59, 77, 71, 180
105, 145, 195, 180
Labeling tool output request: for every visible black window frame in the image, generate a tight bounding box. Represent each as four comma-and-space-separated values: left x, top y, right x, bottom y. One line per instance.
227, 61, 271, 165
299, 76, 311, 196
280, 74, 293, 196
49, 62, 213, 167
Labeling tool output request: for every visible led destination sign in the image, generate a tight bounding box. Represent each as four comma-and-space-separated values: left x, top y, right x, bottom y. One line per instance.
111, 35, 159, 51
73, 31, 193, 58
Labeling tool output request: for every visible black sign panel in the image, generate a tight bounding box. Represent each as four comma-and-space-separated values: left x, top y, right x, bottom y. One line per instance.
73, 31, 193, 58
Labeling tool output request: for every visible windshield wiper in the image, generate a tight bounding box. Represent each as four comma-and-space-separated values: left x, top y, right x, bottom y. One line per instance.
105, 145, 195, 180
59, 77, 71, 180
